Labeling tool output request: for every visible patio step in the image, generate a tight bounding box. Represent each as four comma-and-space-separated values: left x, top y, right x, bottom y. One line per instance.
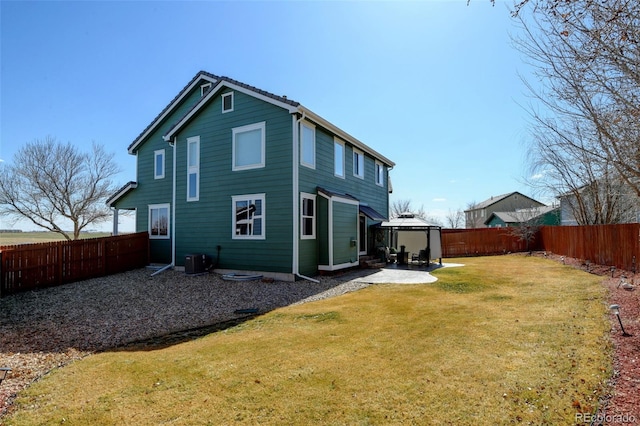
359, 255, 386, 269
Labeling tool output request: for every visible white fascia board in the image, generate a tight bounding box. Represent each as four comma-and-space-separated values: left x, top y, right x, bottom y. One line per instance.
163, 80, 299, 142
163, 80, 225, 141
317, 189, 359, 206
106, 182, 138, 207
318, 261, 360, 271
297, 106, 395, 168
128, 74, 218, 154
226, 81, 299, 113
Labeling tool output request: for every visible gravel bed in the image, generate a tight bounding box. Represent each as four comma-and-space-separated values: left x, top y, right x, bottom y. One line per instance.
0, 267, 373, 416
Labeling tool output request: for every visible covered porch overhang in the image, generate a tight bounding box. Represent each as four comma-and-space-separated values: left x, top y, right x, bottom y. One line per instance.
106, 181, 138, 235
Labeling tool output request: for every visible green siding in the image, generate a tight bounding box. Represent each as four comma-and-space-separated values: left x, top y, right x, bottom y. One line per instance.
299, 126, 389, 220
298, 124, 390, 267
332, 201, 358, 265
113, 82, 206, 263
316, 196, 329, 266
171, 90, 294, 272
114, 75, 393, 274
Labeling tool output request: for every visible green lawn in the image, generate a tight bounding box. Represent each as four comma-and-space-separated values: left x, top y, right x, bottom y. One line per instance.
5, 255, 612, 425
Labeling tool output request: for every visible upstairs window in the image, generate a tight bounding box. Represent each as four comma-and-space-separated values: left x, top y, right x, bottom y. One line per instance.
375, 161, 384, 186
154, 149, 165, 179
187, 136, 200, 201
149, 204, 170, 239
222, 92, 234, 113
300, 122, 316, 169
200, 83, 212, 97
353, 149, 364, 179
334, 139, 345, 178
301, 193, 316, 239
232, 194, 265, 239
233, 122, 265, 171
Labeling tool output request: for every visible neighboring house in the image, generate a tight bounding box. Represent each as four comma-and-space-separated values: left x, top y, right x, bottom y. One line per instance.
485, 206, 560, 227
464, 192, 546, 228
107, 71, 395, 281
558, 183, 640, 225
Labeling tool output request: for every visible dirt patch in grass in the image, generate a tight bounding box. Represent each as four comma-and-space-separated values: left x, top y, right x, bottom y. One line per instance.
531, 251, 640, 423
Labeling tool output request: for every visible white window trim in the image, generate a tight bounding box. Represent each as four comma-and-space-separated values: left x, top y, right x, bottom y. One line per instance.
375, 160, 384, 186
353, 148, 364, 179
232, 193, 266, 240
222, 92, 234, 113
300, 192, 316, 240
148, 203, 170, 240
232, 121, 266, 171
154, 149, 165, 179
300, 121, 316, 169
334, 138, 345, 178
200, 83, 212, 97
187, 136, 200, 202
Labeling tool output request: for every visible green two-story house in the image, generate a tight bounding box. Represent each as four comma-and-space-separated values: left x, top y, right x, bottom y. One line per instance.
108, 71, 394, 281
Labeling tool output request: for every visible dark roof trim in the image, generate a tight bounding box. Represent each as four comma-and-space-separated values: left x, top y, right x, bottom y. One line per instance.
465, 191, 544, 212
163, 77, 300, 141
317, 187, 359, 203
359, 205, 387, 222
128, 71, 220, 154
128, 71, 395, 169
106, 181, 138, 207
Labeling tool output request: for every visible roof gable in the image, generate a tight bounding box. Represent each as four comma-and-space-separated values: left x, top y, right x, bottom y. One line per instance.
163, 76, 300, 141
127, 71, 220, 154
127, 71, 395, 168
468, 192, 544, 211
485, 206, 557, 225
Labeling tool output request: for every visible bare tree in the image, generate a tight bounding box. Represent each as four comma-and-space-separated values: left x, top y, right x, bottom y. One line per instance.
525, 119, 637, 224
0, 137, 120, 240
389, 199, 443, 225
444, 208, 464, 229
505, 207, 545, 251
515, 0, 640, 217
464, 200, 479, 228
390, 199, 426, 219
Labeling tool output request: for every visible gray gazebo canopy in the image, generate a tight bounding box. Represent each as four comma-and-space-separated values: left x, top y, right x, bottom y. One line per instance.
377, 213, 443, 264
379, 212, 441, 230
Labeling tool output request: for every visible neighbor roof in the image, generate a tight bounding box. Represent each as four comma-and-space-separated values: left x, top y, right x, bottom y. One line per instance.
465, 191, 543, 212
484, 206, 557, 225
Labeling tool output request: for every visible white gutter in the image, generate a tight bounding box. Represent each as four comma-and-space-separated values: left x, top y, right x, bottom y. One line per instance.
290, 112, 320, 284
292, 113, 301, 277
170, 136, 177, 267
297, 106, 395, 168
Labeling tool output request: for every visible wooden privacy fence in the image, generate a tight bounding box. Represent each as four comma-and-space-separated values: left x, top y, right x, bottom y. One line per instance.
441, 224, 640, 272
0, 232, 149, 297
441, 228, 529, 257
537, 224, 639, 272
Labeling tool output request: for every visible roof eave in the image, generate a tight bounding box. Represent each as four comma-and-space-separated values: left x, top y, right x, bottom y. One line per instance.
128, 72, 219, 154
297, 106, 395, 168
106, 181, 138, 207
163, 79, 300, 141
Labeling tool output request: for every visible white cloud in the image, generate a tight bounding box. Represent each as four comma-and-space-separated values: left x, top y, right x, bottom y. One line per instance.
432, 198, 447, 202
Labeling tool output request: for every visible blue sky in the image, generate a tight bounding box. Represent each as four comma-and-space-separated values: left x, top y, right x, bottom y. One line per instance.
1, 0, 539, 231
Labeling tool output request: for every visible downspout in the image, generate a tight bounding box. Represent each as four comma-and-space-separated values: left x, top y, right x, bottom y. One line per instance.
292, 112, 319, 283
171, 136, 177, 267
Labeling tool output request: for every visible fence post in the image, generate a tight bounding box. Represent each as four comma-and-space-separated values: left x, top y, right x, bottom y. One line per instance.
57, 243, 63, 285
0, 251, 3, 298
